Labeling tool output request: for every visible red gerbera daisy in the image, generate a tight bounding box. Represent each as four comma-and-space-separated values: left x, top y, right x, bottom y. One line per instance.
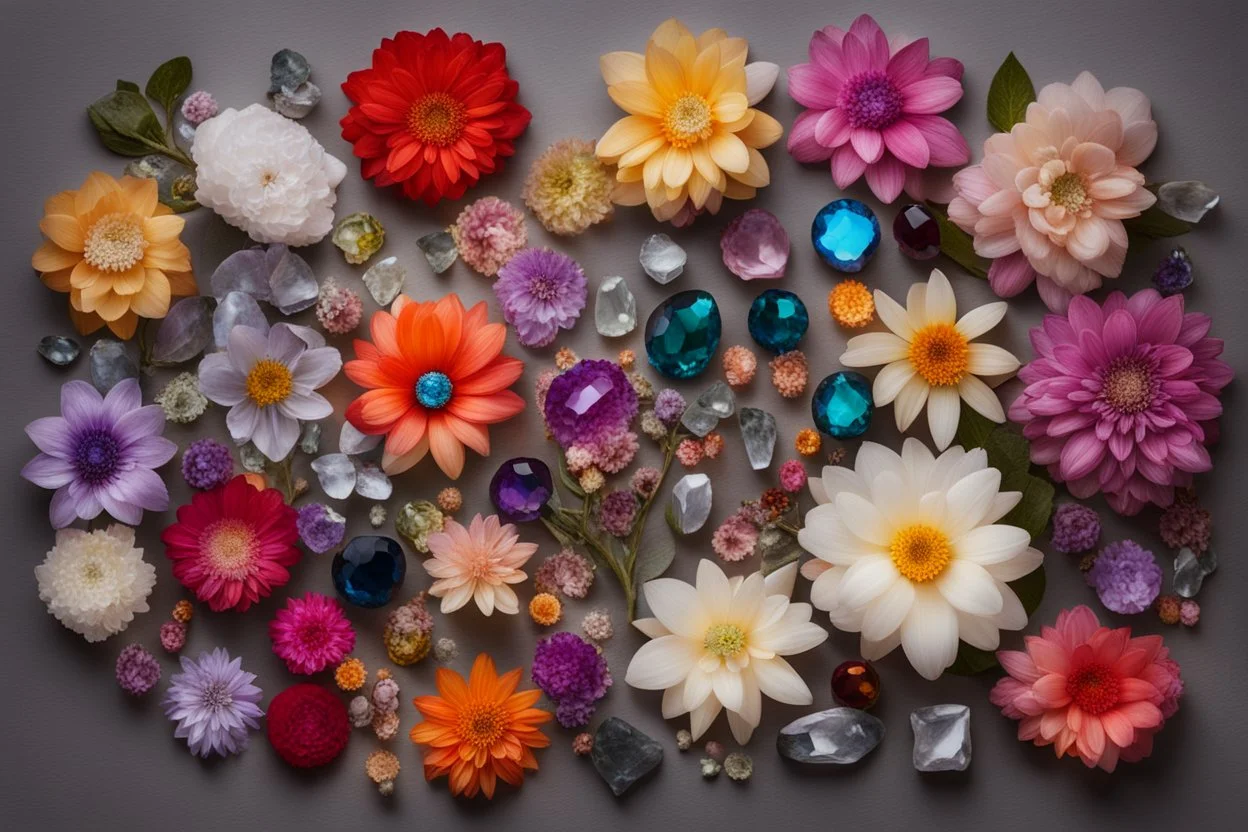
341, 28, 532, 206
162, 475, 301, 613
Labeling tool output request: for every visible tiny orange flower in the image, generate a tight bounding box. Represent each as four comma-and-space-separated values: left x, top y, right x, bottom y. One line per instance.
828, 280, 875, 329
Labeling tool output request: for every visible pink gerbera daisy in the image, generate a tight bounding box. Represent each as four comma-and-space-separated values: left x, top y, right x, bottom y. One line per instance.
990, 605, 1182, 772
787, 14, 969, 203
161, 475, 301, 612
269, 593, 356, 675
424, 514, 538, 616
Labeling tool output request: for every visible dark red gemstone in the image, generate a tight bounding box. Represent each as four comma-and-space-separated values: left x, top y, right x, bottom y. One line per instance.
892, 204, 941, 260
831, 660, 881, 709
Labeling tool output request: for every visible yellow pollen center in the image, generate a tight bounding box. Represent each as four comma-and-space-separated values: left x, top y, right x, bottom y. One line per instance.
245, 359, 293, 407
202, 520, 257, 578
890, 524, 953, 583
83, 212, 148, 272
703, 623, 747, 658
407, 92, 466, 147
663, 93, 714, 148
457, 702, 506, 749
81, 561, 104, 584
908, 323, 970, 387
1049, 171, 1090, 213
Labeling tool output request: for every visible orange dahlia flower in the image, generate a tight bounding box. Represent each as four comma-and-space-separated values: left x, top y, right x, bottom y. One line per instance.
344, 294, 525, 479
32, 172, 195, 339
410, 653, 551, 798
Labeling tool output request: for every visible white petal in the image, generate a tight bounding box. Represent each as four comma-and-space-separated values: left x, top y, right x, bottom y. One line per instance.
901, 436, 936, 488
841, 332, 909, 366
808, 567, 844, 611
196, 354, 246, 406
632, 617, 671, 638
835, 492, 892, 546
900, 587, 960, 680
906, 282, 928, 326
225, 400, 260, 445
688, 695, 723, 740
967, 343, 1021, 376
984, 546, 1044, 582
873, 361, 916, 406
682, 667, 714, 711
763, 562, 798, 599
991, 581, 1029, 630
958, 375, 1006, 422
662, 681, 689, 718
944, 467, 1002, 536
752, 594, 790, 632
873, 290, 916, 340
696, 559, 732, 620
752, 615, 828, 654
836, 556, 900, 609
955, 301, 1008, 340
861, 579, 915, 641
726, 708, 756, 745
817, 464, 869, 501
936, 559, 1003, 615
956, 524, 1031, 565
982, 491, 1023, 524
493, 584, 519, 614
956, 610, 1001, 651
474, 584, 496, 616
744, 61, 779, 104
227, 325, 268, 374
893, 374, 930, 431
854, 441, 906, 484
625, 635, 699, 689
290, 346, 342, 389
924, 268, 957, 323
927, 386, 961, 450
799, 507, 875, 565
712, 667, 744, 711
752, 657, 813, 705
643, 578, 704, 639
861, 628, 901, 660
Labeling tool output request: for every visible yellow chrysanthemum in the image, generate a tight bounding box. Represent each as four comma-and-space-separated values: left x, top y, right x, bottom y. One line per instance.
595, 19, 783, 222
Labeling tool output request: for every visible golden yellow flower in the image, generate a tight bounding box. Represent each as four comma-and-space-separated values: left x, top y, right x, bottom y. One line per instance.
596, 19, 783, 222
32, 172, 195, 339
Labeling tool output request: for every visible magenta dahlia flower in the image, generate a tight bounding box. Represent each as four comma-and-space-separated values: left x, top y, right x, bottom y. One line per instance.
269, 592, 356, 675
787, 14, 969, 203
1009, 290, 1232, 515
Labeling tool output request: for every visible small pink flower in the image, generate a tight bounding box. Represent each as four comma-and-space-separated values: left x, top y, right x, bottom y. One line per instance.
778, 460, 806, 493
451, 196, 527, 277
712, 516, 760, 563
269, 593, 356, 675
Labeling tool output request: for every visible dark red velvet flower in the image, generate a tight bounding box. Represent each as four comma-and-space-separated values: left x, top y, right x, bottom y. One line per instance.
266, 684, 350, 768
341, 28, 532, 206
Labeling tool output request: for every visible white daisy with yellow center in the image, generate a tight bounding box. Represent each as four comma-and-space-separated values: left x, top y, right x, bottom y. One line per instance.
840, 269, 1020, 450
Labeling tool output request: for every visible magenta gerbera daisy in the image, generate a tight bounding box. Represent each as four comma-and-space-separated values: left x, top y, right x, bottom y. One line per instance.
1009, 289, 1232, 515
269, 592, 356, 675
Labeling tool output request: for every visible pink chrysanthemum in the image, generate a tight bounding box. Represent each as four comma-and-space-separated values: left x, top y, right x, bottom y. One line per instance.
1009, 289, 1232, 515
588, 429, 639, 474
451, 196, 527, 277
778, 459, 806, 493
711, 515, 759, 563
270, 592, 357, 675
990, 605, 1182, 772
787, 14, 969, 203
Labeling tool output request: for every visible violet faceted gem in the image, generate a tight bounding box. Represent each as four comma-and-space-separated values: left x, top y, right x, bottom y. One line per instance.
893, 204, 941, 260
489, 458, 554, 523
720, 208, 790, 280
566, 376, 615, 416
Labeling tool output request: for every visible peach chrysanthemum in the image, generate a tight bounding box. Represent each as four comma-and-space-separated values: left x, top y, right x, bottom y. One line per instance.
424, 514, 538, 616
722, 345, 757, 388
524, 138, 615, 236
451, 197, 527, 277
769, 351, 809, 398
528, 592, 562, 626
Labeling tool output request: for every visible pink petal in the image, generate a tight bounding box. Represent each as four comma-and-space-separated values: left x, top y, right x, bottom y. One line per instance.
908, 114, 969, 167
1101, 309, 1138, 358
925, 56, 964, 81
830, 144, 868, 188
881, 120, 929, 168
885, 37, 929, 88
850, 128, 884, 164
814, 108, 852, 148
901, 75, 963, 114
788, 110, 834, 162
808, 31, 848, 86
864, 155, 905, 203
21, 454, 76, 489
998, 649, 1042, 683
1035, 275, 1073, 314
788, 62, 839, 110
1059, 429, 1106, 481
988, 252, 1037, 298
847, 14, 889, 66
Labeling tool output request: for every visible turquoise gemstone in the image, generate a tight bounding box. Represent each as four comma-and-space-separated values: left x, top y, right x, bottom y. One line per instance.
645, 290, 721, 379
812, 199, 880, 272
415, 371, 452, 408
748, 289, 809, 354
812, 371, 873, 437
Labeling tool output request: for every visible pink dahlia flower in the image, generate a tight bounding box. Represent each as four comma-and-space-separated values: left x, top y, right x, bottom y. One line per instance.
990, 605, 1182, 772
1010, 290, 1232, 515
269, 592, 356, 675
948, 72, 1158, 312
787, 14, 969, 203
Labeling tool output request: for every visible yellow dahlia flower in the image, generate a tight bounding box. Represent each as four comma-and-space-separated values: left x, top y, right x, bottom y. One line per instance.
596, 19, 783, 223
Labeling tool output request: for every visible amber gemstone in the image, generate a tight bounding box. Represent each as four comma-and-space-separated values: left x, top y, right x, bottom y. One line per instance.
831, 660, 881, 709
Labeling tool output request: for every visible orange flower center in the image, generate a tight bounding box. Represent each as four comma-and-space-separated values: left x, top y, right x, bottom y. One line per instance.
83, 212, 147, 272
890, 524, 953, 583
408, 92, 466, 147
245, 359, 293, 407
908, 323, 970, 387
1066, 663, 1121, 715
457, 701, 506, 749
663, 93, 713, 148
201, 519, 258, 578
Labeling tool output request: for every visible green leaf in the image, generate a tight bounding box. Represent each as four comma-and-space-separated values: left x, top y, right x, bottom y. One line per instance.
1010, 563, 1047, 616
664, 504, 683, 536
87, 89, 166, 157
955, 403, 997, 450
633, 539, 675, 586
986, 52, 1035, 133
554, 452, 585, 499
956, 404, 1055, 540
999, 469, 1055, 540
145, 56, 193, 118
116, 80, 140, 93
756, 526, 802, 576
947, 565, 1047, 675
927, 202, 989, 279
1123, 202, 1192, 239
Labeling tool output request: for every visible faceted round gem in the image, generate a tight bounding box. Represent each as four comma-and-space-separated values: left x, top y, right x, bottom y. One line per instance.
811, 371, 873, 438
644, 290, 722, 379
831, 660, 881, 710
811, 199, 881, 273
415, 371, 452, 408
332, 536, 406, 608
893, 204, 941, 260
747, 289, 809, 354
489, 457, 554, 523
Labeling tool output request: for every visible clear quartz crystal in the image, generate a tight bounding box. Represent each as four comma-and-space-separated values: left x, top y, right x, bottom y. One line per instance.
739, 407, 778, 470
89, 339, 138, 393
239, 443, 267, 473
152, 296, 214, 365
670, 474, 712, 534
340, 421, 383, 455
298, 422, 322, 455
213, 291, 268, 348
776, 708, 885, 765
680, 382, 736, 437
417, 231, 458, 274
312, 453, 357, 500
37, 335, 81, 366
595, 276, 637, 337
910, 705, 972, 772
362, 256, 406, 306
267, 245, 319, 314
124, 155, 197, 213
1173, 546, 1217, 598
354, 462, 393, 500
640, 233, 686, 284
1157, 181, 1220, 224
269, 49, 310, 94
272, 82, 321, 119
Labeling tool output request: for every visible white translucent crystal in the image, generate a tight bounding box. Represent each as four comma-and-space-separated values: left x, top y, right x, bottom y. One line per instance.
670, 474, 712, 534
354, 462, 393, 500
680, 382, 735, 437
1157, 181, 1220, 224
640, 234, 686, 284
312, 453, 356, 500
362, 256, 406, 306
595, 276, 637, 337
739, 407, 777, 470
339, 421, 382, 455
213, 291, 269, 348
89, 340, 138, 393
910, 704, 972, 772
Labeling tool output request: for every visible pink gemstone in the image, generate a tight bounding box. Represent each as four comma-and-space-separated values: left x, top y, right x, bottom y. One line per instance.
720, 209, 790, 280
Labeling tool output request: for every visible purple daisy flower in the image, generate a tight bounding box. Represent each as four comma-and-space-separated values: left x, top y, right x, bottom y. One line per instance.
542, 359, 638, 448
162, 648, 264, 758
493, 247, 587, 348
22, 378, 175, 528
531, 632, 612, 728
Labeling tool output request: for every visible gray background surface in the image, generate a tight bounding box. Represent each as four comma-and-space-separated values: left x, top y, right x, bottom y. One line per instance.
2, 0, 1245, 828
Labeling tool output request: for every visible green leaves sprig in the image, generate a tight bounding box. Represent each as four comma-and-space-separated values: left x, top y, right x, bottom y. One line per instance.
88, 57, 195, 169
986, 52, 1036, 133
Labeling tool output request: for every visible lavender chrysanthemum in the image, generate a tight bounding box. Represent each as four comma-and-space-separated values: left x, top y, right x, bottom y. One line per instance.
162, 648, 264, 758
653, 388, 686, 427
22, 379, 175, 528
542, 359, 638, 448
531, 632, 612, 728
1086, 540, 1163, 614
493, 247, 587, 348
181, 438, 234, 490
296, 503, 347, 554
1050, 503, 1101, 554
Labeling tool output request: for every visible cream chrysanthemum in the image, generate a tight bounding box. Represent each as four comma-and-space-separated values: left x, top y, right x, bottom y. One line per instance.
840, 269, 1020, 450
799, 439, 1043, 680
35, 525, 156, 642
191, 104, 347, 246
524, 139, 616, 235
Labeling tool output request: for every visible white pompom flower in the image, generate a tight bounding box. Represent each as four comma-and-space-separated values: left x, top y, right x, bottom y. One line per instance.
191, 103, 347, 246
35, 525, 157, 642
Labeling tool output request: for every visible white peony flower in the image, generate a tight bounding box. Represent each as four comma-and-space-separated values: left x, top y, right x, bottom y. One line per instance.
35, 525, 157, 642
191, 103, 347, 246
799, 439, 1044, 680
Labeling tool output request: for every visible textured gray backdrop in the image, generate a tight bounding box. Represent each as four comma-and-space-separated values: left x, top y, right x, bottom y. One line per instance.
2, 0, 1245, 829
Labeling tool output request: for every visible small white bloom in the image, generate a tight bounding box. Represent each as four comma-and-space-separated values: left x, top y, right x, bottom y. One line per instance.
35, 525, 156, 642
192, 104, 347, 246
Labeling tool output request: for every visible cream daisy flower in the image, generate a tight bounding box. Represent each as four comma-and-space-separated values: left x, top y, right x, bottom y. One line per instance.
625, 560, 826, 744
423, 514, 538, 616
799, 439, 1043, 680
840, 269, 1019, 449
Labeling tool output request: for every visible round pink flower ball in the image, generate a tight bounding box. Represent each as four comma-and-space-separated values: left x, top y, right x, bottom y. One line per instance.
778, 459, 806, 493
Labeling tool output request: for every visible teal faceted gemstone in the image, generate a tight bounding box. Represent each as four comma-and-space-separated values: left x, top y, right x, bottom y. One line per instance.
645, 290, 722, 379
748, 289, 809, 354
812, 199, 880, 272
812, 371, 873, 438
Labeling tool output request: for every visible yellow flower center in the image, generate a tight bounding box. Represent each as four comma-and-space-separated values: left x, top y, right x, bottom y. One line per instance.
703, 623, 747, 658
407, 92, 466, 147
457, 701, 506, 749
890, 524, 953, 583
202, 520, 258, 578
83, 212, 148, 272
908, 323, 970, 387
245, 359, 293, 407
1048, 171, 1091, 213
663, 93, 714, 148
81, 561, 104, 585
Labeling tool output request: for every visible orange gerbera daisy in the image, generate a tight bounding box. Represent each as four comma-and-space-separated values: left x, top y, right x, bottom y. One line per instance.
32, 172, 195, 339
344, 294, 525, 479
410, 653, 552, 798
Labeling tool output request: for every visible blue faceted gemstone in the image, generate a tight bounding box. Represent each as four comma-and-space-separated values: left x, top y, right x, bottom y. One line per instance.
332, 536, 406, 608
415, 371, 453, 409
645, 290, 722, 379
747, 289, 809, 354
812, 199, 881, 272
811, 371, 874, 438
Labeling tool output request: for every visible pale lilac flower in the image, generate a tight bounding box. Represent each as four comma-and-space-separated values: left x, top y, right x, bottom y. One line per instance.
163, 648, 264, 758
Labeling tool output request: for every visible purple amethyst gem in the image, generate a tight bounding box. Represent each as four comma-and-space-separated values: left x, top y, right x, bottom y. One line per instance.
489, 457, 554, 523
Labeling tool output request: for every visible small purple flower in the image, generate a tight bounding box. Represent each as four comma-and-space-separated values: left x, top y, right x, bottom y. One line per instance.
653, 388, 686, 427
531, 632, 612, 728
1086, 540, 1162, 614
22, 379, 176, 528
493, 247, 587, 348
181, 438, 234, 490
597, 490, 637, 537
542, 359, 638, 448
163, 648, 264, 758
180, 90, 219, 125
1050, 503, 1101, 554
1152, 247, 1193, 297
296, 503, 347, 554
116, 644, 161, 696
720, 208, 791, 280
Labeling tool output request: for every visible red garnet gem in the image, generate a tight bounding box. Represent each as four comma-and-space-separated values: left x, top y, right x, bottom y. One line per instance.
831, 660, 881, 709
892, 204, 941, 260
